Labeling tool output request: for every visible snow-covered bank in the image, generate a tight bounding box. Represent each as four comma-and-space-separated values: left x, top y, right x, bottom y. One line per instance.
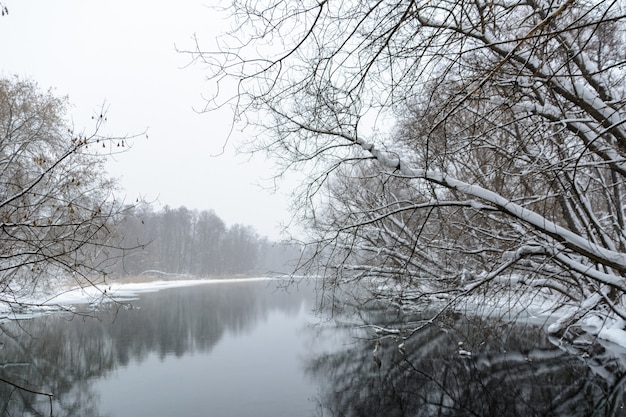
50, 277, 275, 304
0, 277, 278, 320
464, 289, 626, 349
367, 276, 626, 350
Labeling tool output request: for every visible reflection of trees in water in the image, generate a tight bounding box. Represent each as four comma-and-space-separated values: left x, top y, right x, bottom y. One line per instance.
307, 306, 626, 417
0, 280, 314, 417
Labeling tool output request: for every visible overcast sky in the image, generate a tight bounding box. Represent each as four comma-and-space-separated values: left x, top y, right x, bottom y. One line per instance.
0, 0, 294, 240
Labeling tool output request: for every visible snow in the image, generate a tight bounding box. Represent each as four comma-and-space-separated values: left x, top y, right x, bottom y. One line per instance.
545, 306, 626, 348
597, 327, 626, 347
355, 135, 626, 273
458, 349, 472, 357
581, 316, 626, 347
8, 271, 626, 353
48, 278, 268, 304
352, 132, 626, 349
0, 277, 275, 320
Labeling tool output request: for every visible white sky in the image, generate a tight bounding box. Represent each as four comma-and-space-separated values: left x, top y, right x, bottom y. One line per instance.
0, 0, 295, 240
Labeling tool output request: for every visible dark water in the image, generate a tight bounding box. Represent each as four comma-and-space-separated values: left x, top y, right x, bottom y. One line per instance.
0, 279, 625, 416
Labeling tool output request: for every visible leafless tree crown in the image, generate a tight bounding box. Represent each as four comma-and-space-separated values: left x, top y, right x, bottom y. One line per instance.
194, 0, 626, 335
0, 77, 136, 308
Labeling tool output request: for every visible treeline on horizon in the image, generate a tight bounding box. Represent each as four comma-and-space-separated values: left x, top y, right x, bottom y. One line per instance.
112, 204, 301, 278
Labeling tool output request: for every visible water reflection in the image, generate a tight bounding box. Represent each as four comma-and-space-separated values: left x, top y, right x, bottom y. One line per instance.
0, 279, 316, 417
1, 280, 626, 416
307, 303, 626, 416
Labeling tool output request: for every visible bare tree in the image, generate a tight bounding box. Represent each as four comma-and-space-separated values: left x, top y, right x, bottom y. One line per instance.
0, 77, 135, 312
192, 0, 626, 337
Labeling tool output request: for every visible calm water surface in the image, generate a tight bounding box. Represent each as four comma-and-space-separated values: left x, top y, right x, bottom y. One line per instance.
1, 279, 625, 416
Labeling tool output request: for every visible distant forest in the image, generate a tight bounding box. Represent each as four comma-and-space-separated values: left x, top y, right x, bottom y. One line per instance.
112, 205, 301, 278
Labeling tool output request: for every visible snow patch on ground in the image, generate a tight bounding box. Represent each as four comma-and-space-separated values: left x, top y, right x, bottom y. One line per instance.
581, 316, 626, 347
0, 277, 275, 320
371, 275, 626, 351
48, 277, 272, 304
597, 327, 626, 347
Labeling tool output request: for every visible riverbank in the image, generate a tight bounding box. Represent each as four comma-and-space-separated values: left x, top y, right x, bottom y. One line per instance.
0, 275, 284, 320
108, 273, 266, 284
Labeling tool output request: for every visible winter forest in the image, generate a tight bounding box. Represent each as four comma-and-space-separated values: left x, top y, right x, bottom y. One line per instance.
192, 0, 626, 340
113, 205, 300, 277
1, 0, 625, 346
1, 0, 626, 414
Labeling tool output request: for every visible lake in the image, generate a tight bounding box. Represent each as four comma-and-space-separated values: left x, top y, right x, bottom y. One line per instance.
1, 278, 625, 416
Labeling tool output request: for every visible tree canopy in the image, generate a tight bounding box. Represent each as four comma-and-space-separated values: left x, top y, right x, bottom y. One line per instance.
114, 204, 300, 277
197, 0, 626, 337
0, 77, 132, 309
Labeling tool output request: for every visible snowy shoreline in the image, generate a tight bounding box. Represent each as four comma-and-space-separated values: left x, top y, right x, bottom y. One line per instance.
5, 275, 626, 350
0, 276, 281, 320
